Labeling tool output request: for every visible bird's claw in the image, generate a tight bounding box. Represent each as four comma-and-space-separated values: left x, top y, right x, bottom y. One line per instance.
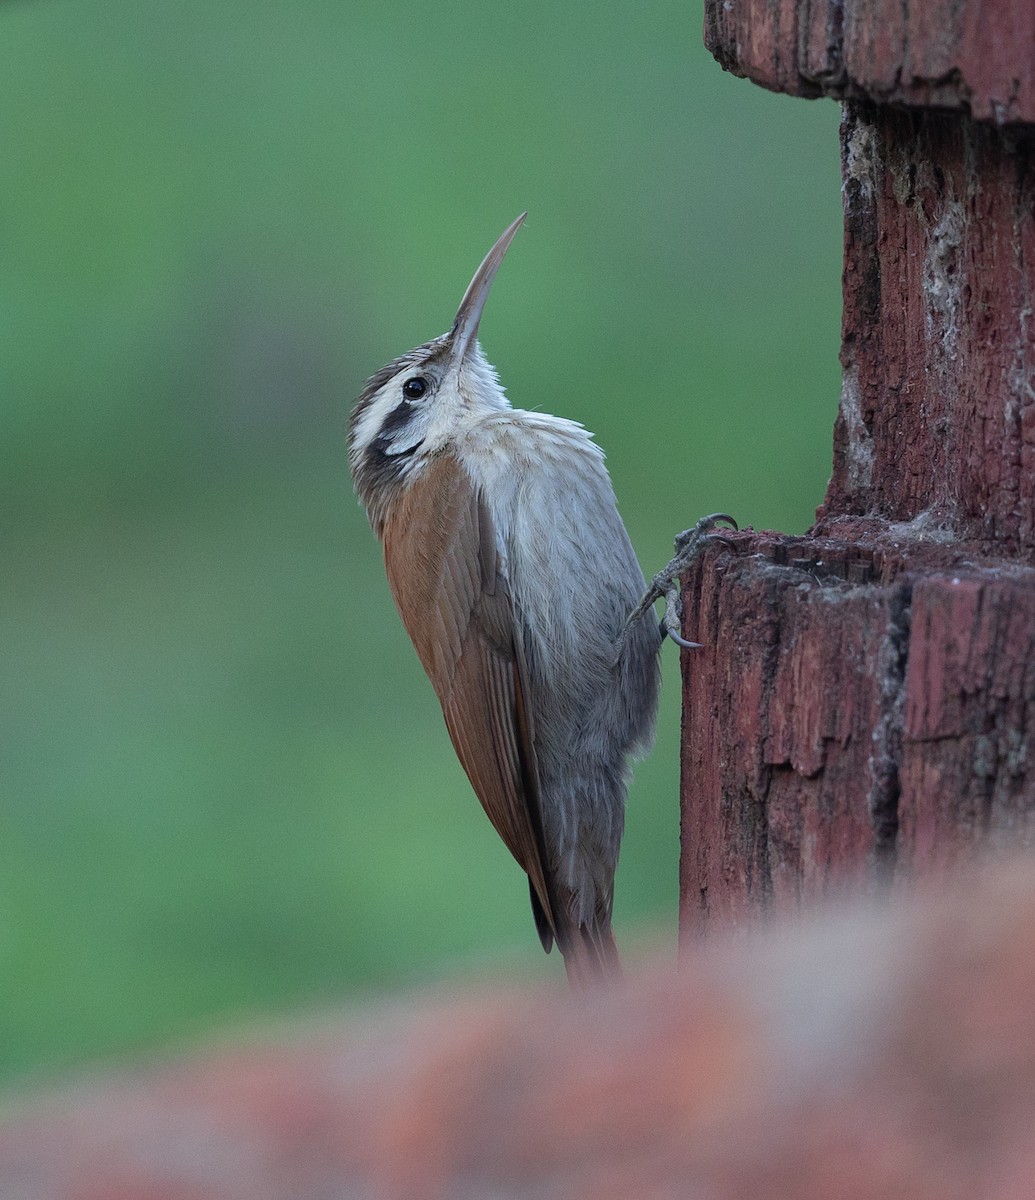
665, 630, 703, 650
620, 512, 739, 653
674, 513, 738, 553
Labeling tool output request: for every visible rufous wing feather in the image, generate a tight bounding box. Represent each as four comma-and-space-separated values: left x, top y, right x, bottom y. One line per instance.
381, 453, 559, 949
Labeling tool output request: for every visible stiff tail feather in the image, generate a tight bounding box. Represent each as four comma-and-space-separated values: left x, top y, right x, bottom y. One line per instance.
528, 876, 622, 992
560, 921, 622, 992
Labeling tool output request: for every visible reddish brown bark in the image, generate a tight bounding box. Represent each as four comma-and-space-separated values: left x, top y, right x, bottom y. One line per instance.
684, 0, 1035, 936
825, 104, 1035, 551
680, 530, 1035, 940
705, 0, 1035, 125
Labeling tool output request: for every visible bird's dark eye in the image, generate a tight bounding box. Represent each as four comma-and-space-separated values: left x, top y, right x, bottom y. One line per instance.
402, 376, 428, 400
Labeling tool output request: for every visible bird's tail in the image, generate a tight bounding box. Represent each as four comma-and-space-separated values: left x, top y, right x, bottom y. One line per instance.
560, 920, 622, 992
528, 879, 623, 992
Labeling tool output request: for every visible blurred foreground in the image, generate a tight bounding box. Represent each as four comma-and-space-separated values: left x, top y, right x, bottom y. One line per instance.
4, 859, 1035, 1199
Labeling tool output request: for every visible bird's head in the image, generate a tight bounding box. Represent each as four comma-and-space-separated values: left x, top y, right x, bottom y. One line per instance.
349, 214, 526, 521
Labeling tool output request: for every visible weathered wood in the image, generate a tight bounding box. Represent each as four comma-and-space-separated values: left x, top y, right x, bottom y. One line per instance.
680, 533, 1035, 938
822, 104, 1035, 554
679, 533, 901, 939
683, 0, 1035, 938
704, 0, 1035, 125
900, 571, 1035, 873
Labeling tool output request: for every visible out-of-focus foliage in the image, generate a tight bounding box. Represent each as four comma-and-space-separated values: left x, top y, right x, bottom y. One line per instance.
0, 0, 841, 1080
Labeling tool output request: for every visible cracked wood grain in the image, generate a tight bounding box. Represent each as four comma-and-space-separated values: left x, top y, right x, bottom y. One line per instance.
704, 0, 1035, 125
681, 0, 1035, 939
822, 104, 1035, 556
680, 536, 1035, 937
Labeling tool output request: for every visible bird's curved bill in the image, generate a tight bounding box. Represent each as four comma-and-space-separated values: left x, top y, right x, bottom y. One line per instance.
450, 213, 526, 361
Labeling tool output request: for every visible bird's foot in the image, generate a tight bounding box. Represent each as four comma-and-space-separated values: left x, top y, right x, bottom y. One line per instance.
619, 513, 738, 651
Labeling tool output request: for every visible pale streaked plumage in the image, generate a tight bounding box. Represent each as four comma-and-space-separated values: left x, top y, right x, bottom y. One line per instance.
348, 215, 660, 988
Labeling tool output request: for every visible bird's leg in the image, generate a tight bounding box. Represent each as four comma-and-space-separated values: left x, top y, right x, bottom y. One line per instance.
619, 513, 738, 652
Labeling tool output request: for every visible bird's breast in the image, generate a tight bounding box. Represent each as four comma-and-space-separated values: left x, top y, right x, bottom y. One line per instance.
459, 413, 647, 683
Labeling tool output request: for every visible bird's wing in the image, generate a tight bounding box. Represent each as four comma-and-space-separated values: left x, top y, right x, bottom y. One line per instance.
380, 453, 558, 942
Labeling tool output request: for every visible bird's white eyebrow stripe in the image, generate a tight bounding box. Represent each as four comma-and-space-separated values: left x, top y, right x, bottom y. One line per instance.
350, 383, 406, 460
348, 337, 450, 463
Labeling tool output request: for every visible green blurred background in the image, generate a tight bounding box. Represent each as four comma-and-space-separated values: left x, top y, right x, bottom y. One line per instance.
0, 0, 842, 1082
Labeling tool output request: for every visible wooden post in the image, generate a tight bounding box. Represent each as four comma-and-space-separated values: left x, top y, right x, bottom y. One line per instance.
681, 0, 1035, 943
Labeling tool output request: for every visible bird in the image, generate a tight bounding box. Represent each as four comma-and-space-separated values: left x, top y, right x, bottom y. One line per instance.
348, 214, 733, 988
